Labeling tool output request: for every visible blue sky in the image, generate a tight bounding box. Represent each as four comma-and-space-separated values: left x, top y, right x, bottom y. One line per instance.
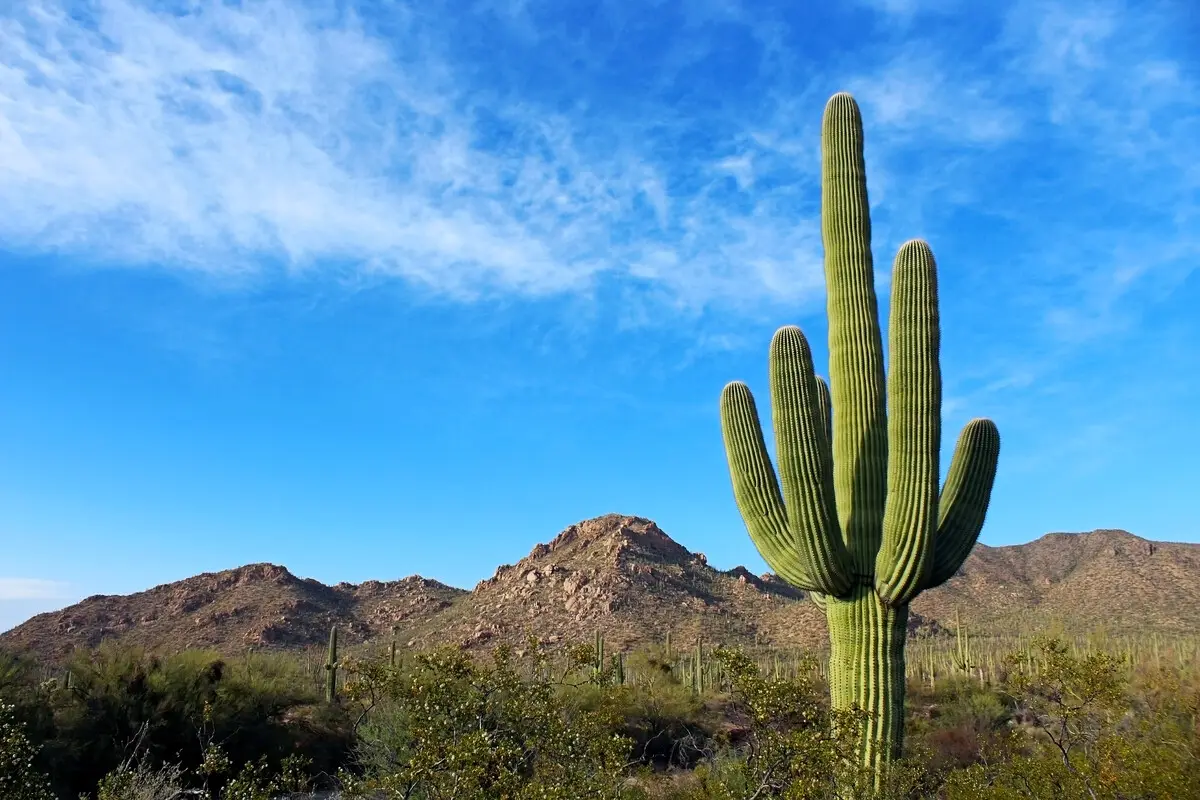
1, 0, 1197, 634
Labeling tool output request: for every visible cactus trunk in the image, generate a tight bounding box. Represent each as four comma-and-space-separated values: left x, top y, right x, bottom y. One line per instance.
826, 588, 908, 770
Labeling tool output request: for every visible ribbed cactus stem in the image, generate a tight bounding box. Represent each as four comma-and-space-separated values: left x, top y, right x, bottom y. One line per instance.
952, 607, 973, 673
827, 586, 908, 764
324, 625, 338, 704
594, 629, 605, 682
718, 92, 1001, 787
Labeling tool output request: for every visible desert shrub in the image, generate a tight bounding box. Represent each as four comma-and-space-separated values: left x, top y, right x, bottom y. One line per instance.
567, 648, 714, 771
95, 756, 188, 800
0, 701, 55, 800
942, 637, 1200, 799
93, 743, 314, 800
672, 647, 928, 800
904, 677, 1018, 774
1127, 660, 1200, 758
337, 641, 640, 799
19, 641, 350, 798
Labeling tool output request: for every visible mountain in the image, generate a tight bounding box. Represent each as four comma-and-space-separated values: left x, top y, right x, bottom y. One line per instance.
2, 515, 1196, 665
913, 528, 1200, 636
381, 514, 840, 654
0, 563, 464, 664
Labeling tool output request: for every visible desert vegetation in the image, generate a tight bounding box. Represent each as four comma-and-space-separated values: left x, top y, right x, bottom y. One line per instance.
1, 626, 1198, 799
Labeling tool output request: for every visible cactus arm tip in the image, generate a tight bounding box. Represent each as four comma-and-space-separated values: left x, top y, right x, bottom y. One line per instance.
923, 418, 1001, 590
720, 379, 819, 589
720, 381, 803, 580
875, 239, 942, 606
769, 326, 853, 597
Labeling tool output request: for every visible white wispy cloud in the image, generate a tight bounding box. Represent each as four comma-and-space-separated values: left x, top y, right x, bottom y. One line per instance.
0, 0, 659, 297
0, 578, 70, 601
851, 0, 961, 16
0, 0, 1194, 335
846, 53, 1022, 145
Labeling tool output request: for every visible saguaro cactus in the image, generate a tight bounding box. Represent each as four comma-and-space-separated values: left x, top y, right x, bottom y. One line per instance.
324, 624, 339, 704
719, 92, 1000, 780
593, 629, 605, 683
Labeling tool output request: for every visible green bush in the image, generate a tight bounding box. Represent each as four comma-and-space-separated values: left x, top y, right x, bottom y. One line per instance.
606, 649, 712, 771
0, 641, 351, 798
0, 701, 54, 800
942, 638, 1200, 799
3, 634, 1199, 799
338, 640, 639, 799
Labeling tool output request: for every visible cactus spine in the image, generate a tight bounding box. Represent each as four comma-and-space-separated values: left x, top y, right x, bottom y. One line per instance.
324, 624, 338, 704
718, 92, 1001, 781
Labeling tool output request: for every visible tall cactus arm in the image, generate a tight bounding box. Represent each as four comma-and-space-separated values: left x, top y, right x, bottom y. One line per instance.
821, 93, 888, 575
922, 418, 1001, 589
875, 240, 942, 606
720, 382, 813, 589
809, 374, 835, 611
815, 376, 833, 445
769, 327, 854, 596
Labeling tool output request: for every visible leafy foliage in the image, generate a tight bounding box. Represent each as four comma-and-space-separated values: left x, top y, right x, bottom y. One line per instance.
2, 633, 1199, 799
338, 639, 637, 799
0, 702, 54, 800
942, 638, 1200, 799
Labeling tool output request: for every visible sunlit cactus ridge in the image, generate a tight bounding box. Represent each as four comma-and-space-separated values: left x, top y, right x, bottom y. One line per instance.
718, 91, 1001, 780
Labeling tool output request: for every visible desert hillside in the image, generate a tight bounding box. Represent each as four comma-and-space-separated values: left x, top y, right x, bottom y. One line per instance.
3, 515, 1195, 664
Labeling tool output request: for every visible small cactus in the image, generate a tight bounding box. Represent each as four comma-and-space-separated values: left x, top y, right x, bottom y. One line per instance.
951, 607, 974, 673
324, 625, 338, 704
612, 652, 625, 685
593, 629, 605, 683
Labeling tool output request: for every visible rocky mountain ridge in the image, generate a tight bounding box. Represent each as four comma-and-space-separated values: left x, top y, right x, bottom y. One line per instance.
3, 515, 1195, 665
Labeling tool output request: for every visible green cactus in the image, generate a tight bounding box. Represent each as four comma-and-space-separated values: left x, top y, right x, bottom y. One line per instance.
324, 624, 338, 704
593, 629, 605, 683
718, 92, 1001, 780
951, 607, 974, 674
612, 652, 625, 685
